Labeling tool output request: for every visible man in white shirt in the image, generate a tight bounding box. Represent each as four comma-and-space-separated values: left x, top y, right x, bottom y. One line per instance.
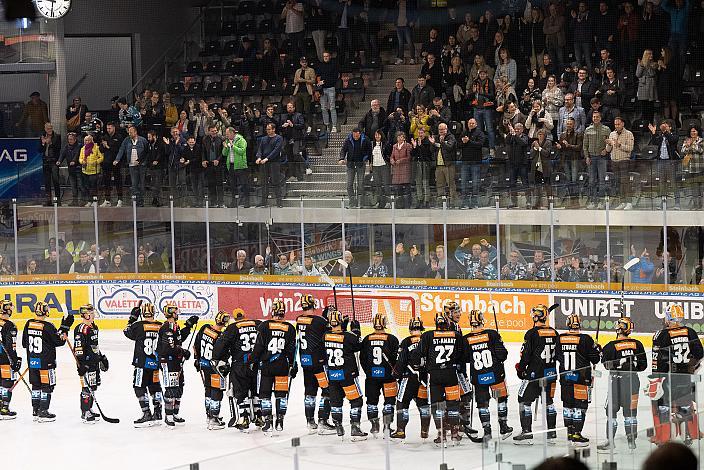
281, 0, 305, 58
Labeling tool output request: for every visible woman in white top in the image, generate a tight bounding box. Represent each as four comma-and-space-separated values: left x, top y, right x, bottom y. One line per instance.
370, 130, 392, 209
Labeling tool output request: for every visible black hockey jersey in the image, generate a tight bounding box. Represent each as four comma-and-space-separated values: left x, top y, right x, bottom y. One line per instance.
194, 324, 223, 371
556, 332, 601, 385
252, 320, 296, 368
74, 323, 100, 367
296, 313, 328, 368
0, 318, 19, 365
652, 326, 704, 374
124, 319, 162, 369
360, 331, 399, 381
464, 328, 508, 386
518, 325, 558, 380
395, 335, 427, 379
212, 319, 261, 365
157, 321, 192, 363
602, 337, 647, 373
323, 330, 362, 381
414, 329, 465, 372
22, 319, 66, 370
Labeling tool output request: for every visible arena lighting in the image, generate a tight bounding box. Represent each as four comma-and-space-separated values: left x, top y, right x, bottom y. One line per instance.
15, 17, 31, 29
3, 0, 37, 21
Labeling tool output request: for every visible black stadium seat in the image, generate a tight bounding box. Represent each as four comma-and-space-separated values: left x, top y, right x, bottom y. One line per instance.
185, 61, 204, 74
167, 82, 185, 96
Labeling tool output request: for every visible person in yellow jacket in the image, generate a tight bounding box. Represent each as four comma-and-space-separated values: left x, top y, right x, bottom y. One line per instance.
79, 134, 104, 206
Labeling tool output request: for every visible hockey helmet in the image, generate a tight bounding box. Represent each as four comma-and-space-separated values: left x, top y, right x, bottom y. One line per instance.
531, 304, 549, 323
327, 308, 343, 328
373, 312, 387, 330
34, 301, 50, 317
141, 302, 156, 318
469, 309, 485, 328
233, 308, 246, 321
0, 300, 13, 317
435, 311, 450, 330
566, 313, 581, 330
443, 301, 461, 322
408, 316, 425, 332
301, 294, 316, 311
215, 310, 231, 327
615, 317, 634, 336
665, 304, 685, 323
79, 304, 95, 320
271, 299, 286, 318
163, 302, 179, 319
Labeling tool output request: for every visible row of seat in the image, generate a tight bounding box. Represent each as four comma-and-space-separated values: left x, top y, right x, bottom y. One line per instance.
167, 76, 364, 99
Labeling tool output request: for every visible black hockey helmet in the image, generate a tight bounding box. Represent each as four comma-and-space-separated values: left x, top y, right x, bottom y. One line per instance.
408, 316, 424, 332
435, 311, 450, 330
34, 301, 50, 317
215, 310, 231, 327
271, 299, 286, 319
615, 317, 634, 336
301, 294, 316, 311
468, 309, 484, 328
0, 300, 13, 317
141, 302, 156, 318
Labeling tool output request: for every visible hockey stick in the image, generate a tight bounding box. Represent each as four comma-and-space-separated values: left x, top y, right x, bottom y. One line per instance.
337, 259, 356, 321
320, 272, 338, 309
0, 346, 31, 393
65, 341, 120, 423
9, 366, 29, 392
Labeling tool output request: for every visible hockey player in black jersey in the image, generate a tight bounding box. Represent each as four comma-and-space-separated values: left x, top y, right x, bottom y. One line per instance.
157, 302, 199, 427
124, 302, 164, 427
464, 309, 512, 441
194, 310, 230, 430
251, 299, 297, 435
390, 317, 431, 441
649, 304, 704, 445
514, 304, 558, 445
360, 312, 399, 436
445, 301, 476, 437
212, 308, 262, 431
323, 309, 367, 440
22, 301, 74, 422
0, 301, 21, 419
296, 294, 335, 434
556, 314, 601, 447
73, 304, 109, 424
598, 317, 647, 451
414, 312, 466, 446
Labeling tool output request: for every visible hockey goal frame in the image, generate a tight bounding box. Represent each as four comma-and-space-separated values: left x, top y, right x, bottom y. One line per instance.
324, 292, 418, 337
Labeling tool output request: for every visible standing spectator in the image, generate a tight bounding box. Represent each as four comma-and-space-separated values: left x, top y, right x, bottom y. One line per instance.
223, 126, 249, 208
598, 68, 622, 115
142, 92, 165, 135
456, 12, 475, 46
116, 97, 142, 130
249, 255, 269, 275
583, 111, 611, 209
78, 134, 104, 206
114, 125, 148, 207
358, 100, 388, 140
408, 75, 435, 112
363, 251, 389, 277
386, 107, 410, 139
163, 93, 178, 129
99, 122, 124, 208
530, 129, 553, 209
188, 100, 213, 143
446, 55, 467, 119
594, 49, 614, 83
404, 244, 429, 278
145, 129, 165, 207
524, 100, 554, 140
617, 2, 639, 75
411, 127, 433, 208
657, 48, 679, 125
471, 69, 496, 153
317, 51, 339, 133
338, 128, 371, 208
681, 126, 704, 209
495, 48, 517, 89
278, 102, 306, 178
570, 2, 594, 72
661, 0, 691, 76
106, 253, 128, 273
259, 38, 280, 87
293, 57, 316, 123
523, 7, 546, 75
175, 110, 192, 139
505, 122, 531, 206
594, 2, 617, 54
467, 54, 494, 84
229, 250, 252, 274
541, 75, 563, 137
421, 28, 443, 60
65, 97, 87, 132
606, 117, 635, 210
281, 0, 305, 58
308, 0, 328, 61
300, 256, 321, 276
626, 246, 655, 283
567, 68, 598, 111
458, 118, 486, 209
40, 122, 61, 206
427, 97, 451, 134
543, 4, 566, 71
334, 0, 354, 64
395, 243, 408, 277
557, 93, 586, 136
636, 50, 658, 125
521, 79, 543, 117
16, 91, 48, 137
201, 125, 224, 208
58, 132, 81, 206
409, 105, 430, 140
394, 0, 418, 65
555, 117, 584, 193
421, 53, 443, 98
390, 131, 413, 208
370, 130, 391, 209
256, 123, 285, 208
332, 250, 365, 277
164, 127, 187, 207
431, 123, 458, 208
183, 136, 203, 207
387, 78, 412, 116
648, 120, 682, 209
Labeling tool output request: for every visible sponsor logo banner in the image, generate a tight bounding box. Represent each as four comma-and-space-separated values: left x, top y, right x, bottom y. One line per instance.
92, 283, 217, 318
0, 138, 43, 198
0, 284, 89, 319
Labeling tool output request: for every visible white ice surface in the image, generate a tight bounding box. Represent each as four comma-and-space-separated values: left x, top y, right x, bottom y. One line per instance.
2, 331, 697, 470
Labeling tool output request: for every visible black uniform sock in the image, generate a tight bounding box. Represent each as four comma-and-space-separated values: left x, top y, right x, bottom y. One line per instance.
479, 406, 491, 433
276, 396, 288, 416
319, 395, 331, 420
174, 398, 181, 416
447, 401, 460, 427
331, 405, 343, 424
367, 403, 379, 421
563, 408, 574, 434
432, 403, 445, 430
261, 398, 273, 418
350, 405, 362, 425
419, 405, 431, 433
80, 389, 93, 413
546, 403, 557, 431
304, 395, 316, 420
238, 399, 250, 420
396, 406, 409, 432
519, 403, 532, 432
138, 394, 150, 413
40, 391, 51, 412
498, 400, 508, 424
573, 408, 586, 433
31, 390, 40, 413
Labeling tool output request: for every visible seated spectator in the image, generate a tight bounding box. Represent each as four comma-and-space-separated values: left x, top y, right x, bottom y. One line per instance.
96, 247, 110, 273
25, 258, 40, 275
387, 78, 412, 116
107, 253, 128, 273
502, 251, 527, 280
300, 256, 320, 275
135, 253, 150, 273
70, 250, 96, 274
40, 251, 58, 274
409, 105, 430, 140
273, 253, 295, 275
529, 250, 552, 280
249, 255, 269, 275
395, 243, 408, 277
229, 250, 252, 274
363, 251, 389, 277
359, 100, 388, 140
470, 251, 497, 280
427, 97, 452, 135
370, 129, 392, 209
408, 75, 435, 112
390, 131, 413, 208
626, 246, 655, 283
333, 250, 365, 277
421, 53, 443, 99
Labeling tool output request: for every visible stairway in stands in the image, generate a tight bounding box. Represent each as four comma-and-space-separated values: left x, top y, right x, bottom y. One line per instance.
286, 63, 421, 204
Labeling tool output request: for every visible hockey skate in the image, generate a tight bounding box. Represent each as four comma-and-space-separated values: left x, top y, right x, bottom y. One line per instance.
335, 421, 345, 438
306, 418, 318, 434
512, 430, 534, 445
165, 414, 175, 428
450, 425, 463, 446
0, 407, 17, 420
235, 415, 251, 432
318, 419, 337, 435
433, 430, 448, 448
382, 415, 394, 436
152, 406, 163, 426
275, 416, 284, 432
569, 432, 590, 448
90, 407, 101, 422
262, 417, 274, 436
370, 418, 380, 437
350, 423, 368, 441
254, 415, 265, 428
133, 411, 153, 428
390, 429, 406, 441
499, 422, 514, 440
597, 440, 615, 452
173, 415, 186, 426
35, 410, 56, 423
207, 417, 226, 430
81, 410, 97, 425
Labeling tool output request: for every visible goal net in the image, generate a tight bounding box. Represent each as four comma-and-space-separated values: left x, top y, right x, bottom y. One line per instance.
324, 293, 418, 338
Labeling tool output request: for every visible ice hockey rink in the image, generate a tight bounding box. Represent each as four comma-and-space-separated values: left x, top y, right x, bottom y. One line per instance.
2, 330, 689, 470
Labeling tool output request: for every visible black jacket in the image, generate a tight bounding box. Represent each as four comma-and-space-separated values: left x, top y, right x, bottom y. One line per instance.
458, 128, 486, 163
339, 134, 371, 168
358, 108, 388, 138
412, 137, 434, 163
316, 60, 339, 89
100, 130, 124, 166
432, 133, 457, 165
59, 142, 81, 173
649, 131, 681, 160
41, 133, 61, 163
408, 84, 435, 111
506, 132, 531, 165
201, 135, 224, 165
182, 145, 203, 173
146, 139, 166, 169
567, 80, 599, 107
386, 88, 412, 115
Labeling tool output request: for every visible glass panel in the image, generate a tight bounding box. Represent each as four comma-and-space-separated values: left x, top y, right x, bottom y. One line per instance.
174, 216, 206, 274
302, 198, 343, 278
96, 208, 134, 274
395, 220, 434, 281
447, 221, 497, 282
624, 226, 668, 287
15, 206, 55, 276
134, 206, 172, 274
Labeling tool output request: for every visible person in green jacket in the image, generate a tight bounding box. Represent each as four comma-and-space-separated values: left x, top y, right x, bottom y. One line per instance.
222, 125, 249, 207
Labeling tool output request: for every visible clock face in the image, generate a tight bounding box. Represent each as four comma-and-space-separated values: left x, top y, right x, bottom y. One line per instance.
35, 0, 71, 19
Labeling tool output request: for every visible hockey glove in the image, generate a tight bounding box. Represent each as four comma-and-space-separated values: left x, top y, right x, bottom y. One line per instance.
341, 315, 350, 332
128, 306, 141, 324
180, 348, 192, 361
77, 363, 88, 377
290, 362, 299, 379
350, 319, 361, 336
184, 315, 199, 330
99, 354, 109, 372
214, 360, 231, 377
515, 362, 527, 380
194, 359, 202, 371
11, 357, 22, 372
59, 313, 74, 334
